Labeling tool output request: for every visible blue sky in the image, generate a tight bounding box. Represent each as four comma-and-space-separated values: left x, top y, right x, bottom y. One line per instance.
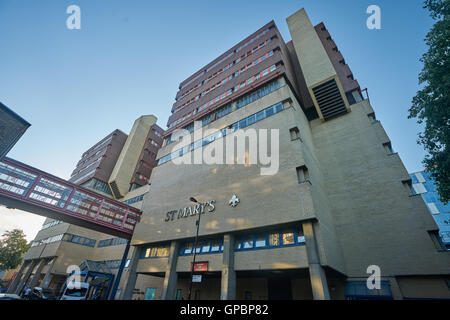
0, 0, 434, 239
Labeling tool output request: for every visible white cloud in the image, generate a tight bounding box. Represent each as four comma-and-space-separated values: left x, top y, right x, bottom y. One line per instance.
0, 206, 45, 242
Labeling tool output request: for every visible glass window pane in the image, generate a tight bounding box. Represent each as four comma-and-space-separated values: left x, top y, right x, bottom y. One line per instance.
297, 228, 305, 243
255, 235, 266, 248
150, 247, 157, 257
243, 236, 254, 249
269, 233, 279, 247
256, 110, 265, 121
247, 114, 256, 126
282, 231, 295, 245
211, 240, 221, 252
201, 242, 211, 253
265, 107, 274, 117
235, 238, 242, 250
239, 119, 247, 129
184, 243, 193, 254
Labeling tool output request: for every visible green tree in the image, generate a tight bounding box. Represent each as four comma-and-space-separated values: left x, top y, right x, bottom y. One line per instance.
409, 0, 450, 203
0, 229, 30, 270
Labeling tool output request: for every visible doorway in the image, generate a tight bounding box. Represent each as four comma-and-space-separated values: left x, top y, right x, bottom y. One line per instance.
267, 277, 292, 300
144, 287, 156, 300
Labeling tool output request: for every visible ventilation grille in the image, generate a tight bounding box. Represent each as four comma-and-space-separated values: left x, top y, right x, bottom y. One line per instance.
312, 79, 347, 120
109, 181, 122, 199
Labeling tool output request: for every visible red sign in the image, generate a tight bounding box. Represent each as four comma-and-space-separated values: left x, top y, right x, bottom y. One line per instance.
191, 261, 209, 272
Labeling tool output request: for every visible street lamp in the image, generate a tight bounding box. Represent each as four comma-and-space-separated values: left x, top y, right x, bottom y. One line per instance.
188, 196, 200, 300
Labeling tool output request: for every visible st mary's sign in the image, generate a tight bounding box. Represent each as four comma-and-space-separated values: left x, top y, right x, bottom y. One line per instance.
164, 200, 216, 222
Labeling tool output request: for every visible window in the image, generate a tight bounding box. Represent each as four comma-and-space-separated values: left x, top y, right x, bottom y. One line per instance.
296, 165, 310, 183
289, 127, 301, 140
184, 242, 193, 254
201, 242, 211, 253
402, 179, 416, 196
382, 142, 395, 154
297, 228, 305, 243
243, 236, 254, 249
211, 240, 221, 252
255, 235, 266, 248
429, 231, 446, 251
235, 239, 242, 250
282, 230, 295, 245
269, 232, 280, 247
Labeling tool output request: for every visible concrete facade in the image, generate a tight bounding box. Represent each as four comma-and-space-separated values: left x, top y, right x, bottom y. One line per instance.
123, 8, 450, 300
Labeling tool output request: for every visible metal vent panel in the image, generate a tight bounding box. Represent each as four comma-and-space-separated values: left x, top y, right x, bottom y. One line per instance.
312, 79, 347, 120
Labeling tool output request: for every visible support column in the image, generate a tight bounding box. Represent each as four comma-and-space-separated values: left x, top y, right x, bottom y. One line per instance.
122, 245, 144, 300
303, 221, 330, 300
15, 259, 38, 295
161, 241, 179, 300
28, 258, 47, 288
109, 240, 131, 300
41, 257, 56, 289
7, 260, 29, 293
221, 234, 236, 300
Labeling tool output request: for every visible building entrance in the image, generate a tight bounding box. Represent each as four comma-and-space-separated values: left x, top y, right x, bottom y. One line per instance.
267, 276, 292, 300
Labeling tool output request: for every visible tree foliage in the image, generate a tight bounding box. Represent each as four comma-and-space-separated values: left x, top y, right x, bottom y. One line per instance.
0, 229, 30, 270
409, 0, 450, 203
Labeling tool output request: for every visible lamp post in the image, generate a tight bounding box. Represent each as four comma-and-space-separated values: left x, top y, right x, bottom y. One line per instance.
188, 197, 201, 300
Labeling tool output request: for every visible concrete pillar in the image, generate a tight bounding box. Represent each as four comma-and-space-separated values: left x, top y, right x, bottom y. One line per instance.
122, 245, 144, 300
15, 259, 38, 295
221, 234, 236, 300
161, 241, 180, 300
303, 221, 330, 300
7, 260, 29, 293
28, 258, 47, 288
41, 257, 56, 288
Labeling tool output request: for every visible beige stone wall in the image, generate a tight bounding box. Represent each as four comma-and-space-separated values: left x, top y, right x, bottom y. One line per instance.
234, 246, 308, 271
396, 276, 450, 299
132, 86, 318, 245
310, 100, 450, 277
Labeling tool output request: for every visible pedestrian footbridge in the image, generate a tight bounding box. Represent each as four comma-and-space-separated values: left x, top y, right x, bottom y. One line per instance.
0, 157, 141, 239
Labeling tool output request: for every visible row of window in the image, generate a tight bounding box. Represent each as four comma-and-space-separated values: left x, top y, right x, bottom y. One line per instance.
31, 233, 96, 248
158, 228, 305, 257
104, 259, 131, 269
168, 63, 278, 129
179, 239, 224, 256
141, 245, 170, 259
234, 229, 305, 251
83, 179, 112, 195
123, 194, 145, 205
66, 234, 97, 247
159, 100, 285, 165
179, 27, 273, 91
165, 78, 283, 146
98, 237, 128, 247
40, 220, 62, 230
176, 44, 273, 110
